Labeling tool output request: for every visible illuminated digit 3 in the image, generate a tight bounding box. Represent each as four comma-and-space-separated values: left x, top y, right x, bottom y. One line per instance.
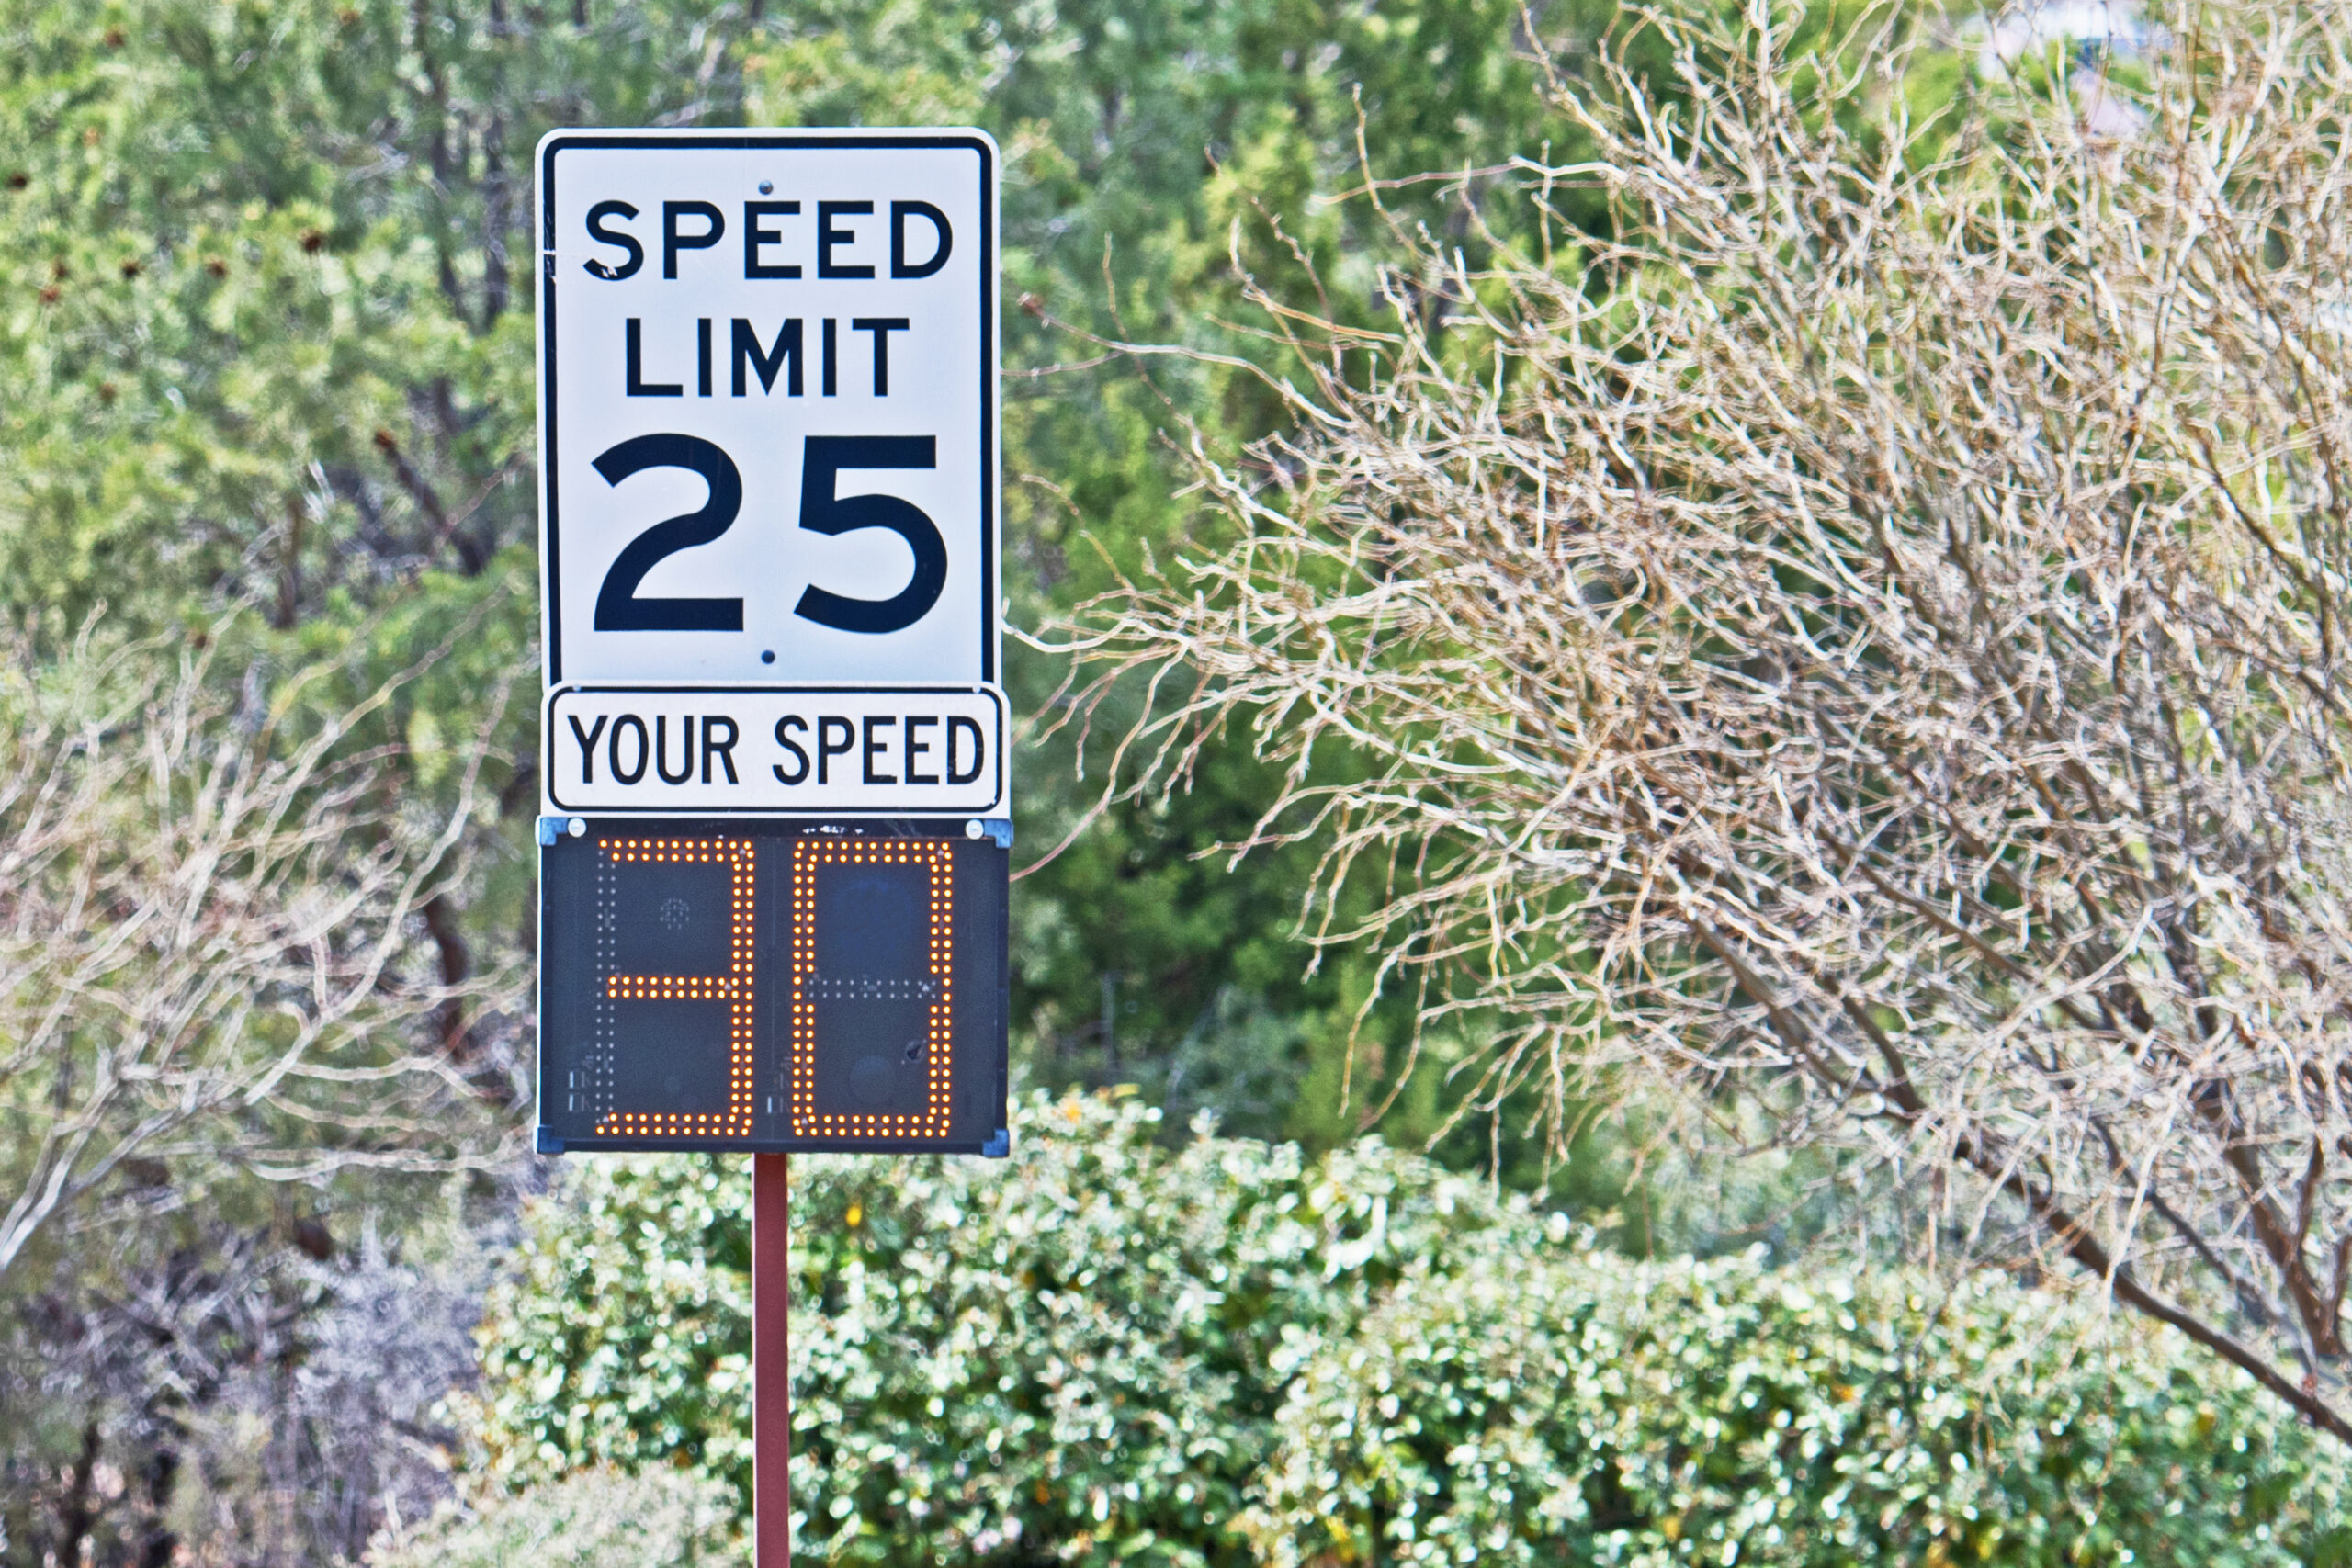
594, 838, 757, 1139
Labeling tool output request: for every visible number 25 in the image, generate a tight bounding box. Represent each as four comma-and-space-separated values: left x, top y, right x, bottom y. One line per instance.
592, 434, 946, 636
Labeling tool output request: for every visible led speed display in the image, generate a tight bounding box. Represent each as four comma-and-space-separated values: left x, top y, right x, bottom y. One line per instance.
536, 821, 1008, 1154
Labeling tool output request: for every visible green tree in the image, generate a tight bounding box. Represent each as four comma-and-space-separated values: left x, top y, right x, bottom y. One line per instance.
0, 0, 1642, 1163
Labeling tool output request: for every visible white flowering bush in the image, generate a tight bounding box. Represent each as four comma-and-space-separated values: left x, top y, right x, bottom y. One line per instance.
460, 1092, 2351, 1565
364, 1465, 736, 1568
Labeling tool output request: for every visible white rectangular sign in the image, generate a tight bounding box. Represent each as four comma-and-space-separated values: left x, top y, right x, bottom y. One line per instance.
544, 686, 1004, 815
536, 129, 1003, 818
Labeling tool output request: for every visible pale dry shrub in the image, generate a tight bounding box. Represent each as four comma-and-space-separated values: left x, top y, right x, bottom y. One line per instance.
364, 1465, 738, 1568
0, 618, 528, 1285
1043, 1, 2352, 1432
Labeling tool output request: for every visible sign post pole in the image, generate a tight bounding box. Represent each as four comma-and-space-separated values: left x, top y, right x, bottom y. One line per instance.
754, 1153, 790, 1567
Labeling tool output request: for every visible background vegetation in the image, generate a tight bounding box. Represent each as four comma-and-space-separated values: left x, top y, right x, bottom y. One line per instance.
2, 0, 2345, 1563
0, 0, 1632, 1557
462, 1093, 2352, 1566
1051, 0, 2352, 1444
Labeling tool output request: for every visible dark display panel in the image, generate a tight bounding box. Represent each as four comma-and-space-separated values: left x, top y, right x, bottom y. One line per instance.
537, 820, 1008, 1154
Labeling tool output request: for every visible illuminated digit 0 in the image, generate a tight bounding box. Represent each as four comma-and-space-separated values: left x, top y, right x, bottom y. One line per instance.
788, 839, 957, 1143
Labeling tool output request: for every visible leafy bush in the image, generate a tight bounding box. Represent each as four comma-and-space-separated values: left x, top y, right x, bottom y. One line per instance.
365, 1465, 735, 1568
464, 1093, 2350, 1565
1246, 1249, 2349, 1566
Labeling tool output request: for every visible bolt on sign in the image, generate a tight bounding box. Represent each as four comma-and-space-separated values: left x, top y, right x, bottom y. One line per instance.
531, 130, 1011, 1156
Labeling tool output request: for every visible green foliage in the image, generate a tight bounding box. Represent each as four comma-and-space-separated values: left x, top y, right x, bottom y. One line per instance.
1250, 1252, 2351, 1566
0, 2, 1660, 1555
465, 1092, 2352, 1566
366, 1465, 739, 1568
0, 0, 1645, 1169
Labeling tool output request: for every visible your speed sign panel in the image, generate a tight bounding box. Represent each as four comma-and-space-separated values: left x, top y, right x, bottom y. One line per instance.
537, 130, 1001, 816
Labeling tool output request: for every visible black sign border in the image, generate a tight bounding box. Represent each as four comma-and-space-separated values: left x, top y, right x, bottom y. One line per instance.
537, 131, 999, 688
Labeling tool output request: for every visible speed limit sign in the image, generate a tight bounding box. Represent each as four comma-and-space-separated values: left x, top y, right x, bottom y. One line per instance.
534, 129, 1003, 818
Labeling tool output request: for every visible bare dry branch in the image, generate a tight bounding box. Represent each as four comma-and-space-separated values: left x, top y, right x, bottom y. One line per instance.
1040, 0, 2352, 1429
0, 615, 527, 1285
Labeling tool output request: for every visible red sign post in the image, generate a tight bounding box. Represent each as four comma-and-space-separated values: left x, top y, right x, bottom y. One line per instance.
754, 1154, 791, 1566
